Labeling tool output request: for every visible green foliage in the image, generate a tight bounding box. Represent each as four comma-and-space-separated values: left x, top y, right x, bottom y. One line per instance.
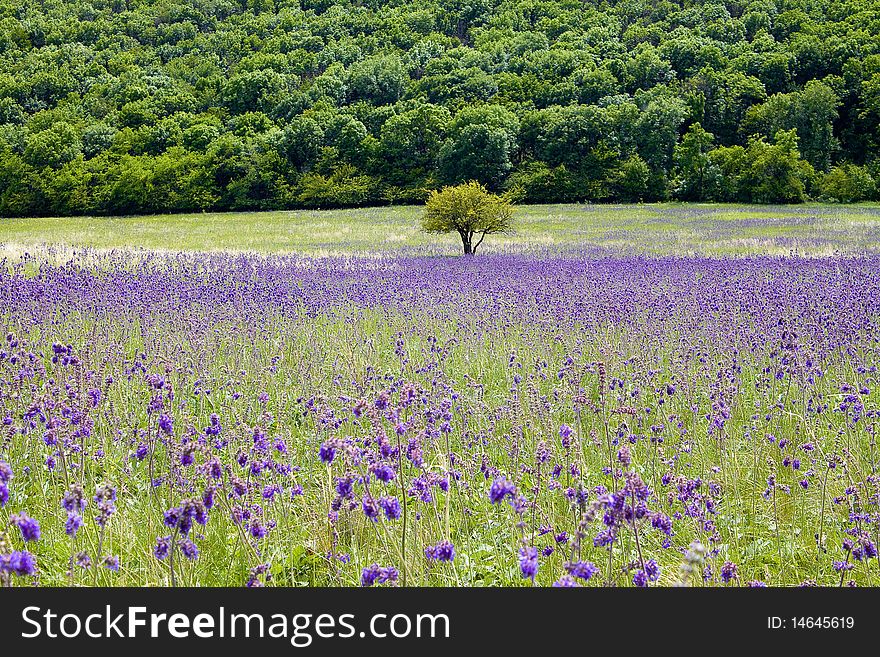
438, 104, 519, 188
219, 70, 286, 115
672, 122, 715, 201
609, 155, 651, 202
816, 163, 878, 202
705, 130, 815, 203
377, 103, 451, 186
346, 55, 408, 105
24, 122, 81, 169
0, 147, 44, 215
296, 165, 380, 209
0, 0, 878, 216
506, 162, 575, 204
744, 80, 840, 170
279, 116, 324, 171
422, 181, 513, 254
438, 123, 515, 188
740, 130, 814, 204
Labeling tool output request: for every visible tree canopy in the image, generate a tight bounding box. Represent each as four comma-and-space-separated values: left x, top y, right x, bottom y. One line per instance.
2, 0, 880, 216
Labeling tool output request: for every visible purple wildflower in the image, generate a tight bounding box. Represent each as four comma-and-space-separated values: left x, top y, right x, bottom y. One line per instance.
11, 512, 40, 542
1, 550, 36, 576
158, 413, 173, 435
425, 540, 455, 562
519, 546, 539, 581
566, 560, 599, 581
489, 477, 516, 504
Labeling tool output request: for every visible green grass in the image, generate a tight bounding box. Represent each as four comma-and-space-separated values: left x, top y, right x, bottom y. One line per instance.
4, 202, 880, 256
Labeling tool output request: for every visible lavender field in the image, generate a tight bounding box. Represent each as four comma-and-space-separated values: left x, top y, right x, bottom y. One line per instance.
1, 206, 880, 587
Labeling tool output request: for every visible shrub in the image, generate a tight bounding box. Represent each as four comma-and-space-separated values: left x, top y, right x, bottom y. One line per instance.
816, 163, 877, 202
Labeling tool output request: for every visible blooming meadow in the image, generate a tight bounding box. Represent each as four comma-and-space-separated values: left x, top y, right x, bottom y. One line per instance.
1, 247, 879, 587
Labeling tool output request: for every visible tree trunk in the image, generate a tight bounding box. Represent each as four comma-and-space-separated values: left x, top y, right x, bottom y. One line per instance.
460, 231, 473, 255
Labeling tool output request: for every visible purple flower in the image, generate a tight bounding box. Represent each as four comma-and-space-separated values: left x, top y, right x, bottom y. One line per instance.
61, 484, 86, 513
372, 463, 396, 482
425, 540, 455, 562
519, 546, 539, 581
250, 520, 267, 539
593, 529, 615, 547
203, 488, 215, 510
75, 551, 92, 569
721, 561, 738, 583
1, 550, 36, 576
11, 512, 40, 542
335, 476, 353, 498
94, 484, 116, 527
65, 513, 83, 537
379, 496, 401, 520
178, 539, 199, 560
164, 507, 181, 529
536, 441, 551, 464
206, 460, 222, 480
88, 388, 102, 407
246, 563, 270, 587
489, 477, 515, 504
633, 569, 648, 587
362, 495, 379, 522
361, 564, 398, 587
319, 442, 336, 465
158, 413, 173, 435
360, 567, 379, 588
650, 512, 673, 536
153, 535, 171, 560
566, 560, 599, 581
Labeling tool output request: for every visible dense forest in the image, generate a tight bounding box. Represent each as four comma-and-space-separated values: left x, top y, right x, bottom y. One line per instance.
1, 0, 880, 216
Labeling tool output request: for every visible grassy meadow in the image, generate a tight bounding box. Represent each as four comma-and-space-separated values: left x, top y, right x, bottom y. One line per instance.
1, 203, 879, 588
4, 203, 880, 257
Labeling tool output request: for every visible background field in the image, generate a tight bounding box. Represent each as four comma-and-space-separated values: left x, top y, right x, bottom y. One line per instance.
5, 203, 880, 257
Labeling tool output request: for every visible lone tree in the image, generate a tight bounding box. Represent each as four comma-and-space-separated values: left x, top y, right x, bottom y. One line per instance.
421, 181, 514, 255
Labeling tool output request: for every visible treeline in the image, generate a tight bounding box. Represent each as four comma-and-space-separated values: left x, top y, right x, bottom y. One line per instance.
2, 0, 880, 216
